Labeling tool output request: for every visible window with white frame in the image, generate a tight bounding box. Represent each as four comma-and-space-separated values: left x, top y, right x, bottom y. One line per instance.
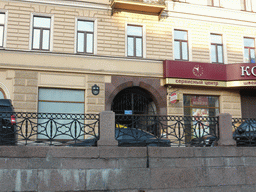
244, 37, 255, 63
241, 0, 252, 11
0, 13, 5, 47
127, 25, 143, 58
174, 30, 188, 61
211, 34, 223, 63
32, 16, 51, 51
77, 20, 94, 54
38, 88, 85, 139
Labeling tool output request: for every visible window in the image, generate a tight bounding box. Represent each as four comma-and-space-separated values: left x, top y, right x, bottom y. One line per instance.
0, 88, 5, 99
184, 95, 220, 117
241, 0, 246, 10
38, 88, 85, 139
0, 13, 5, 47
211, 34, 223, 63
183, 95, 219, 140
241, 0, 252, 11
77, 20, 94, 54
208, 0, 220, 7
174, 30, 188, 60
127, 25, 143, 57
32, 16, 51, 50
244, 37, 255, 63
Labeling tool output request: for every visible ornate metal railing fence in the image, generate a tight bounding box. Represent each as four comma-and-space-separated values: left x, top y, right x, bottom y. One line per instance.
0, 112, 99, 146
115, 115, 219, 147
232, 118, 256, 146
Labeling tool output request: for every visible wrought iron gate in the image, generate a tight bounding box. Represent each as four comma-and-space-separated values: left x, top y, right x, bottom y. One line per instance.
111, 87, 158, 135
111, 87, 156, 115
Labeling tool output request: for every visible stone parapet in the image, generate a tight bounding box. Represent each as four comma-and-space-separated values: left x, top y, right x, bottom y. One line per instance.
0, 146, 255, 191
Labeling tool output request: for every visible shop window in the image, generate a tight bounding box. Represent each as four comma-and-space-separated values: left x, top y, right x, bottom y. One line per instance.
244, 37, 255, 63
38, 88, 85, 139
127, 25, 143, 58
0, 88, 5, 99
211, 34, 223, 63
77, 20, 94, 54
183, 95, 220, 117
32, 16, 51, 51
174, 30, 188, 61
183, 95, 220, 141
0, 13, 5, 47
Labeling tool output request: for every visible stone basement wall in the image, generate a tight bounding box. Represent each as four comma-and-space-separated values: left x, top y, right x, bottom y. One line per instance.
0, 146, 256, 191
0, 112, 252, 191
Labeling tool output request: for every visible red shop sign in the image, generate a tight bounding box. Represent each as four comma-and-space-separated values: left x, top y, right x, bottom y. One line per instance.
191, 96, 208, 106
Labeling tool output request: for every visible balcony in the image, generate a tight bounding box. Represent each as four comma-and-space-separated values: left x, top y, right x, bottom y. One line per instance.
110, 0, 166, 16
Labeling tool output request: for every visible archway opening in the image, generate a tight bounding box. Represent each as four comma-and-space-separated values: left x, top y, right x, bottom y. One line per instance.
111, 86, 157, 115
0, 88, 5, 99
112, 87, 159, 136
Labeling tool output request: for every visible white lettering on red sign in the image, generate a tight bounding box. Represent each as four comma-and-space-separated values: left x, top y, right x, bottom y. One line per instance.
241, 66, 256, 77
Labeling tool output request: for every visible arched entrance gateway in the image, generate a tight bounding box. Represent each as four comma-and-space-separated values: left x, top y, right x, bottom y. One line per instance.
111, 87, 156, 115
111, 87, 160, 136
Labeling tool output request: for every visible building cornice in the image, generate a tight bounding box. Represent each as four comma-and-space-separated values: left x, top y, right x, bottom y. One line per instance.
166, 1, 256, 27
0, 49, 163, 78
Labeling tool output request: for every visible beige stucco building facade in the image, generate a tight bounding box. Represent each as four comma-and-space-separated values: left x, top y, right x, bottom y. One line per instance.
1, 0, 256, 118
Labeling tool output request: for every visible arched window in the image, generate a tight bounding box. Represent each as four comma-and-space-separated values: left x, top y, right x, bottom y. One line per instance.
0, 88, 5, 99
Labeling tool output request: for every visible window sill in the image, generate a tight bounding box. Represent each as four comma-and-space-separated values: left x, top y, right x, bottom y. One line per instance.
76, 52, 94, 55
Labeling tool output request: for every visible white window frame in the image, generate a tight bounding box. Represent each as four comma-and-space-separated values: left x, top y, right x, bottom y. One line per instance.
241, 0, 253, 11
29, 13, 54, 51
173, 28, 192, 61
125, 23, 146, 58
243, 36, 255, 63
37, 87, 85, 140
209, 32, 227, 64
0, 10, 7, 48
75, 17, 97, 54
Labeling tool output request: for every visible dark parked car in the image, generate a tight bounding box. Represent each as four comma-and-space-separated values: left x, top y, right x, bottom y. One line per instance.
233, 119, 256, 146
116, 127, 171, 147
69, 127, 171, 147
189, 134, 217, 147
0, 99, 16, 145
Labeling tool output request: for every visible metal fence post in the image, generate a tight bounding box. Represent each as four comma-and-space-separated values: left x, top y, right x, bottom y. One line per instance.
217, 113, 236, 146
98, 111, 118, 146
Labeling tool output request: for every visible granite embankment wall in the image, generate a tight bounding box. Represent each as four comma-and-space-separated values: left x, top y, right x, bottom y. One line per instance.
0, 112, 254, 191
0, 146, 256, 191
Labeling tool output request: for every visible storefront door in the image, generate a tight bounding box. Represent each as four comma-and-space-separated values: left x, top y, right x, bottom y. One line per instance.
241, 90, 256, 118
